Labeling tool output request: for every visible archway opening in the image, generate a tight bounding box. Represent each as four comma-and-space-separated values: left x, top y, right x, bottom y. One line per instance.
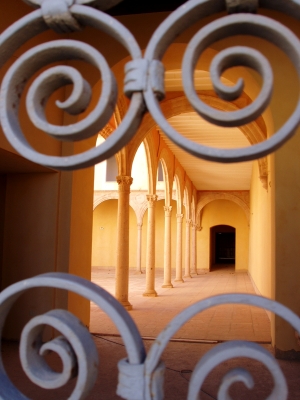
210, 225, 235, 271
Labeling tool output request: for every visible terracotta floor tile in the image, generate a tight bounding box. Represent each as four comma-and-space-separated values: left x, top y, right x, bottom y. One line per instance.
90, 266, 271, 343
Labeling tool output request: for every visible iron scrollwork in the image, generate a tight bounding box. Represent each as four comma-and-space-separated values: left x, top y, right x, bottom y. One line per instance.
0, 273, 146, 399
0, 0, 299, 168
144, 293, 300, 399
0, 0, 300, 399
0, 0, 145, 170
0, 275, 300, 398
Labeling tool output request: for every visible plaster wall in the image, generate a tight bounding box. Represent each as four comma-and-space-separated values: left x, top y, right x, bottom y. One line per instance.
233, 10, 300, 354
92, 198, 180, 276
92, 200, 139, 270
1, 173, 59, 339
67, 157, 94, 327
201, 10, 300, 353
267, 16, 300, 351
197, 200, 249, 272
248, 161, 273, 300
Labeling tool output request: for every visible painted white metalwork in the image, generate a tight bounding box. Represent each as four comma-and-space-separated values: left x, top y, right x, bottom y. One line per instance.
0, 274, 300, 399
0, 0, 299, 168
20, 309, 98, 394
24, 0, 124, 12
0, 273, 146, 399
1, 0, 300, 399
0, 2, 145, 170
144, 293, 300, 399
144, 0, 300, 163
188, 342, 288, 400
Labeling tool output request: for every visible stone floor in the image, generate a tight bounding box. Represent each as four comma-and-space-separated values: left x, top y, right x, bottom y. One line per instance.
2, 266, 300, 399
90, 265, 271, 343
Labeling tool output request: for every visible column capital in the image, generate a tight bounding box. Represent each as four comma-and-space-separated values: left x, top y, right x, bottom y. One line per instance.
164, 205, 172, 216
176, 213, 184, 222
196, 224, 202, 231
186, 219, 192, 226
146, 194, 158, 207
116, 175, 133, 192
137, 222, 143, 228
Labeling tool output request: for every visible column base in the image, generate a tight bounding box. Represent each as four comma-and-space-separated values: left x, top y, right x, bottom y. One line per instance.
134, 270, 144, 274
175, 279, 184, 283
120, 300, 133, 311
162, 283, 173, 288
143, 290, 157, 297
184, 274, 192, 278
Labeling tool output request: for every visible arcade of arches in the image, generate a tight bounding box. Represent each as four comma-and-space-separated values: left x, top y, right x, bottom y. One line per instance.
0, 2, 300, 359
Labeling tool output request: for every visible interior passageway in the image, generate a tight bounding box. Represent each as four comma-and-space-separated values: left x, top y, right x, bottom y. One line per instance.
90, 267, 270, 343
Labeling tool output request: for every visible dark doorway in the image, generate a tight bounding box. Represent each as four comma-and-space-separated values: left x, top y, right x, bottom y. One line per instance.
210, 225, 235, 269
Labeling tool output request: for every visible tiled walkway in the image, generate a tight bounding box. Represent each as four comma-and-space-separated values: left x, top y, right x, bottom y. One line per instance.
90, 265, 271, 343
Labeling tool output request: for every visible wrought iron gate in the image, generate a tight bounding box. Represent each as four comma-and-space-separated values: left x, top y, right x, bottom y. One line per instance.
0, 0, 300, 398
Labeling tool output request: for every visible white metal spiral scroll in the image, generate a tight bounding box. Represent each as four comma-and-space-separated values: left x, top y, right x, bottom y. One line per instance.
1, 276, 300, 399
0, 1, 145, 170
144, 0, 300, 162
0, 1, 300, 399
0, 273, 145, 399
144, 293, 300, 400
0, 0, 299, 167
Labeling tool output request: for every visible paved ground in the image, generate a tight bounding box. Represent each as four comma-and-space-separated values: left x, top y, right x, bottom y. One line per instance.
2, 266, 300, 399
90, 265, 271, 343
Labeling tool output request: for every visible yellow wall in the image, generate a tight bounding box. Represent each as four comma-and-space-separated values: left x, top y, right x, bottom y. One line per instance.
67, 164, 94, 327
92, 200, 118, 267
242, 11, 300, 354
92, 198, 180, 276
2, 173, 60, 339
92, 200, 138, 270
197, 200, 249, 272
248, 161, 273, 300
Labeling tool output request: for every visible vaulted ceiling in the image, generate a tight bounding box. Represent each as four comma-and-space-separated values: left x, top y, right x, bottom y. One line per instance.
160, 112, 253, 191
157, 70, 254, 191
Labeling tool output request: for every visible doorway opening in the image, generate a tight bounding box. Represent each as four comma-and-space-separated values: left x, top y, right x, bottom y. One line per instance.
210, 225, 235, 270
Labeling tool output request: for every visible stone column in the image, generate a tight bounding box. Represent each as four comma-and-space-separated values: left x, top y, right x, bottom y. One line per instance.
115, 175, 133, 310
175, 213, 184, 283
195, 225, 202, 273
162, 206, 173, 288
191, 222, 197, 275
143, 194, 157, 297
135, 222, 143, 274
184, 219, 192, 278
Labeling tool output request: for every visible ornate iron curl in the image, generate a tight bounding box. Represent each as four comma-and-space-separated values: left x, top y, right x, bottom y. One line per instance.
0, 3, 145, 170
24, 0, 124, 12
144, 293, 300, 400
188, 341, 288, 400
143, 0, 300, 163
1, 0, 300, 167
0, 273, 145, 400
